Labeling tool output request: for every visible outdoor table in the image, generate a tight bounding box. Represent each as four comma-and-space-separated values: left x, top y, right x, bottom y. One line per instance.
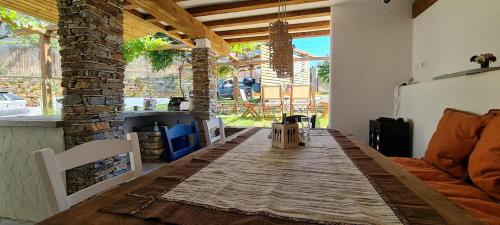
37, 128, 482, 225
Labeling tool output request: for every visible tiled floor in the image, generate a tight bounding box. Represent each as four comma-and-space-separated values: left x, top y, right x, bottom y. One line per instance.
0, 218, 33, 225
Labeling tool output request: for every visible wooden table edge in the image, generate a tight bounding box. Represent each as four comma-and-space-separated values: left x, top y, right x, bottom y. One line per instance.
37, 127, 256, 225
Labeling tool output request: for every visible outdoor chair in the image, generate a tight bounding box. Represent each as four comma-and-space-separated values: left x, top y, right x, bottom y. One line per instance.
160, 121, 201, 162
240, 88, 259, 118
261, 85, 283, 115
290, 84, 313, 115
203, 117, 225, 146
33, 133, 143, 215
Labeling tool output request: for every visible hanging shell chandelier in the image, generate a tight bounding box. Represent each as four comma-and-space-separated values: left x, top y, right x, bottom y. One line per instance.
269, 0, 294, 78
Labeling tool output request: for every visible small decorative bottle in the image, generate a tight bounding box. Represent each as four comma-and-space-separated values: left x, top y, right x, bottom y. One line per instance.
153, 121, 159, 132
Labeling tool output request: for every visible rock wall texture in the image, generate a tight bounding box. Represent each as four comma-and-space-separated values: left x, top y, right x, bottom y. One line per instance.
133, 126, 163, 162
191, 48, 217, 147
57, 0, 127, 193
0, 127, 65, 222
0, 77, 62, 107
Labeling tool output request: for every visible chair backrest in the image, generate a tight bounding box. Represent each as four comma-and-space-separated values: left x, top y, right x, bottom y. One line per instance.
33, 133, 142, 215
262, 85, 282, 101
239, 88, 249, 102
203, 117, 225, 146
292, 84, 311, 100
160, 121, 201, 162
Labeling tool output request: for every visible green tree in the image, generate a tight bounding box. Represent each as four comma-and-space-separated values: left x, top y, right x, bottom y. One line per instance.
216, 64, 236, 79
124, 32, 189, 97
317, 61, 330, 83
230, 42, 261, 78
0, 7, 47, 47
230, 42, 260, 55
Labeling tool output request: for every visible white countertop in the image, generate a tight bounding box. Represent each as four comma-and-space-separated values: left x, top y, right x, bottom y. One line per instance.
0, 110, 192, 128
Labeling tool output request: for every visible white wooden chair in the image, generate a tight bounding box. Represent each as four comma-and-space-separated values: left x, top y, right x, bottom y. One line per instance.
203, 117, 225, 146
33, 133, 143, 215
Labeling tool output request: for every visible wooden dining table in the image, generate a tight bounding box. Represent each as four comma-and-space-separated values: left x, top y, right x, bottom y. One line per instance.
37, 128, 483, 225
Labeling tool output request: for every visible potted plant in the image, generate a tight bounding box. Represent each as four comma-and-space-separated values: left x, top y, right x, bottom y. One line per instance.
470, 53, 496, 68
143, 97, 157, 110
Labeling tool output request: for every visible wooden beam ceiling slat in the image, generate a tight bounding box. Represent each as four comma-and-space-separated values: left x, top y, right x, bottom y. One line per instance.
0, 0, 58, 23
128, 0, 230, 55
204, 7, 330, 29
217, 21, 330, 38
123, 10, 195, 47
412, 0, 438, 18
186, 0, 325, 17
2, 0, 331, 48
226, 30, 330, 43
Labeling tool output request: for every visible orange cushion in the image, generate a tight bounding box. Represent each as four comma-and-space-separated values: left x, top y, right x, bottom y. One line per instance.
424, 108, 486, 178
425, 180, 494, 201
468, 115, 500, 200
391, 157, 456, 182
448, 197, 500, 225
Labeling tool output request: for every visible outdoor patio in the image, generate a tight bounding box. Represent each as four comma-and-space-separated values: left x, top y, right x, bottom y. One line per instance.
0, 0, 499, 225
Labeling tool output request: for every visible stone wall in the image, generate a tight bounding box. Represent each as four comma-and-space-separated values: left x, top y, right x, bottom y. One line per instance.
57, 0, 126, 193
191, 47, 218, 147
133, 126, 163, 162
124, 77, 192, 98
0, 77, 62, 107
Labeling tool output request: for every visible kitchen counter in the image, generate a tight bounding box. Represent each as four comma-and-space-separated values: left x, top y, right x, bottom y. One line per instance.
0, 109, 195, 221
0, 110, 193, 128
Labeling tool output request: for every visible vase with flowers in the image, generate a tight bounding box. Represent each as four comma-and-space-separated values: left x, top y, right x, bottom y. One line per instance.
470, 53, 496, 68
143, 97, 157, 110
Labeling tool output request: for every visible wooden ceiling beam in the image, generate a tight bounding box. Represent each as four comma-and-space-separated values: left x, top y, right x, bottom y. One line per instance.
124, 8, 195, 47
128, 0, 230, 55
164, 7, 330, 31
186, 0, 325, 17
204, 7, 330, 29
217, 21, 330, 38
412, 0, 438, 18
123, 1, 139, 10
231, 56, 329, 66
226, 30, 330, 43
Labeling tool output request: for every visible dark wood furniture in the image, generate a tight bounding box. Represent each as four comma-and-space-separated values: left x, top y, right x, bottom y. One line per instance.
369, 118, 411, 157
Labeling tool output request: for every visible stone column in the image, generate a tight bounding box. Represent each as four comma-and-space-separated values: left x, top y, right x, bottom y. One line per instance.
57, 0, 126, 193
191, 39, 217, 147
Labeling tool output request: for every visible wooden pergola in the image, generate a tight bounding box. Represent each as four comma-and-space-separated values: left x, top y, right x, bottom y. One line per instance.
0, 0, 332, 55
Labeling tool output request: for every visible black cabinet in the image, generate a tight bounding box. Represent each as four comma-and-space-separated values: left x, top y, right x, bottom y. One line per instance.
369, 118, 411, 157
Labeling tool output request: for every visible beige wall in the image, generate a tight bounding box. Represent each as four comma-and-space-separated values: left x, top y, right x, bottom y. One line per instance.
412, 0, 500, 82
399, 0, 500, 157
0, 127, 65, 222
400, 70, 500, 157
329, 0, 413, 141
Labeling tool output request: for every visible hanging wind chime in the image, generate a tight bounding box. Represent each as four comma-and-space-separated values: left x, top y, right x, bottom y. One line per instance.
269, 0, 294, 78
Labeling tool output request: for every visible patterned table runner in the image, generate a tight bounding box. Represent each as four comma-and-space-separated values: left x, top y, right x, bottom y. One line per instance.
99, 128, 446, 225
160, 129, 402, 224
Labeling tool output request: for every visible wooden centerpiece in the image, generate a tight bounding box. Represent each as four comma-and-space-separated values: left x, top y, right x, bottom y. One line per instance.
272, 123, 300, 149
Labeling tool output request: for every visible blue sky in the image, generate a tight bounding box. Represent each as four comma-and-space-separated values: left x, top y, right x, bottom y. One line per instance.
293, 36, 330, 57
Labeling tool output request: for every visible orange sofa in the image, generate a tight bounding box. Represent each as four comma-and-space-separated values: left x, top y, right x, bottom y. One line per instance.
392, 158, 500, 225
